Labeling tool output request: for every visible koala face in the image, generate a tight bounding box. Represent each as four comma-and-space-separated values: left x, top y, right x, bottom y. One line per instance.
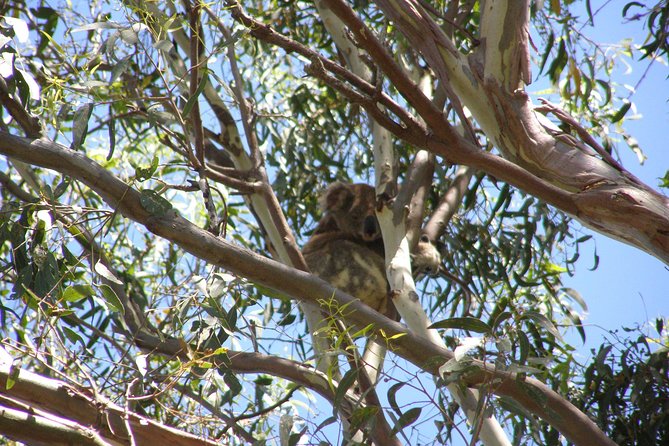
319, 182, 381, 241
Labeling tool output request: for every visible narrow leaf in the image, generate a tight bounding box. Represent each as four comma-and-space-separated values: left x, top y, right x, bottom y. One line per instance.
94, 261, 122, 285
522, 311, 563, 341
430, 317, 492, 334
6, 361, 20, 390
392, 407, 422, 434
387, 382, 405, 415
71, 103, 93, 150
62, 284, 94, 302
333, 368, 358, 414
610, 101, 631, 123
99, 284, 125, 314
183, 75, 209, 116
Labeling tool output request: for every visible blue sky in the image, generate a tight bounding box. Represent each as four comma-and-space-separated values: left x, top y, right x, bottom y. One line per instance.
552, 2, 668, 355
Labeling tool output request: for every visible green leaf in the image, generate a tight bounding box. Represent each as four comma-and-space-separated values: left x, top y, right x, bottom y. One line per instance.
517, 330, 530, 364
548, 39, 567, 84
278, 313, 296, 326
568, 311, 586, 343
622, 2, 644, 18
492, 311, 513, 330
110, 55, 132, 84
254, 283, 291, 301
521, 311, 563, 341
53, 177, 70, 198
134, 156, 159, 182
223, 372, 242, 397
71, 103, 93, 150
99, 284, 125, 314
333, 368, 358, 415
6, 361, 20, 390
203, 296, 225, 319
392, 407, 422, 434
254, 375, 273, 386
35, 7, 59, 53
183, 75, 209, 116
610, 101, 631, 123
316, 416, 338, 432
62, 285, 94, 302
387, 382, 405, 415
62, 326, 84, 346
349, 406, 378, 432
430, 317, 492, 334
107, 105, 116, 161
544, 262, 567, 274
563, 287, 588, 311
94, 261, 122, 285
596, 79, 612, 105
539, 31, 555, 74
34, 252, 60, 298
139, 189, 173, 217
513, 271, 541, 287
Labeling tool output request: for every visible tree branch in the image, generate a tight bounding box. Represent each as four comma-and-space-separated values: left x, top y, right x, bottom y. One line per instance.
0, 366, 220, 446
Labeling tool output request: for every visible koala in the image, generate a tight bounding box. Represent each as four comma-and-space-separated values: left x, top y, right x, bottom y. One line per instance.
304, 182, 388, 316
303, 235, 389, 314
303, 182, 442, 319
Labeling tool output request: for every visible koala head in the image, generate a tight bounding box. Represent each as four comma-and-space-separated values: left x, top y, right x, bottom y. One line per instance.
319, 182, 381, 241
411, 234, 442, 276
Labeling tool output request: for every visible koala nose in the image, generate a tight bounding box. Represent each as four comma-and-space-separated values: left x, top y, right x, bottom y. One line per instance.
362, 215, 381, 240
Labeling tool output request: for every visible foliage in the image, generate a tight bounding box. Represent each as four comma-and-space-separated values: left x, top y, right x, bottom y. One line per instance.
623, 1, 669, 61
573, 321, 669, 446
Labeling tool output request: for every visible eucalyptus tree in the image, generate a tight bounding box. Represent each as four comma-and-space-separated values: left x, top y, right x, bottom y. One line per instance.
0, 1, 666, 445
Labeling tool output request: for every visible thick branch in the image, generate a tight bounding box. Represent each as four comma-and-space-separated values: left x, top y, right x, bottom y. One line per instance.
0, 366, 220, 446
225, 1, 579, 219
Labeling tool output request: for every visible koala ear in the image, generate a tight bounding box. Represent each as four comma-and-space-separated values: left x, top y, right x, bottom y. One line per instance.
320, 181, 354, 212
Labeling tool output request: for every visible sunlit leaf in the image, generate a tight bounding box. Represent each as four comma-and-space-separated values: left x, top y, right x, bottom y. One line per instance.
99, 284, 125, 314
62, 285, 94, 302
94, 261, 122, 285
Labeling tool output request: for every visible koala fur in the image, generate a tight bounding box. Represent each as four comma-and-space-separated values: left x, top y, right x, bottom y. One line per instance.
315, 182, 382, 241
304, 182, 388, 315
304, 182, 442, 319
